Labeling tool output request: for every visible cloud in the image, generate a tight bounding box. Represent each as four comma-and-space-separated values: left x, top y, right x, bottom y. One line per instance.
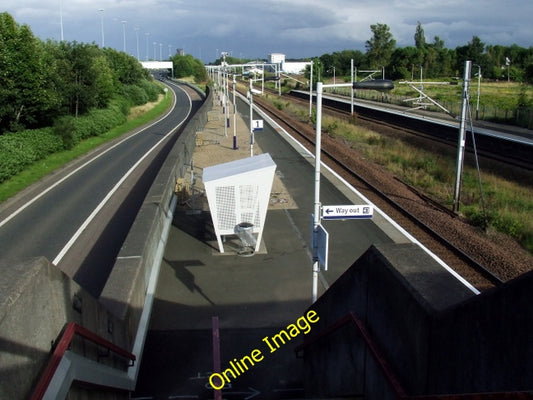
3, 0, 532, 62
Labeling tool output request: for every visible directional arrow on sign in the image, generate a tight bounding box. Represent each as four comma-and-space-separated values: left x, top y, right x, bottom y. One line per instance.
321, 205, 373, 220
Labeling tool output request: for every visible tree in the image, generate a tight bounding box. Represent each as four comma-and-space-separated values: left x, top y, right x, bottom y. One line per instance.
0, 13, 60, 132
389, 47, 421, 80
318, 50, 364, 78
104, 48, 148, 85
365, 23, 396, 69
432, 36, 445, 51
1, 12, 162, 135
172, 54, 206, 81
455, 36, 487, 75
414, 21, 426, 49
51, 42, 104, 116
92, 55, 116, 108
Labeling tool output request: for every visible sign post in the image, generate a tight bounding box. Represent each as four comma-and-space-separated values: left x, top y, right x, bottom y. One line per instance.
311, 79, 391, 303
311, 82, 324, 303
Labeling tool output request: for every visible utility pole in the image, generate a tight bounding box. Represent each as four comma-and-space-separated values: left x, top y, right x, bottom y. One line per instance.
233, 74, 238, 150
249, 78, 254, 157
453, 60, 472, 213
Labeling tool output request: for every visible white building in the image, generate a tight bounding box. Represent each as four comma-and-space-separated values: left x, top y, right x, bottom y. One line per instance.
269, 53, 286, 64
281, 62, 309, 74
269, 53, 308, 75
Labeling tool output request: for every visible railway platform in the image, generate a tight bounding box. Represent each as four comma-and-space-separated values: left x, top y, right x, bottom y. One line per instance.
132, 87, 474, 399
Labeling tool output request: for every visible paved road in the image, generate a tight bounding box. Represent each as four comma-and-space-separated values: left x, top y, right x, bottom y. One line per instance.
0, 81, 202, 297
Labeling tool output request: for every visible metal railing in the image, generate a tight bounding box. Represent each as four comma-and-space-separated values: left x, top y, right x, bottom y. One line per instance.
29, 322, 136, 400
295, 312, 532, 400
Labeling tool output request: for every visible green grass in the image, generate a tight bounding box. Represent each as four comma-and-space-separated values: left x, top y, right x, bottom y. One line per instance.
392, 80, 533, 107
311, 78, 533, 125
262, 93, 533, 254
0, 93, 172, 203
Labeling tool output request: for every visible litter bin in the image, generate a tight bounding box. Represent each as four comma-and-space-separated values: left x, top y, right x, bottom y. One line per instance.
235, 222, 256, 252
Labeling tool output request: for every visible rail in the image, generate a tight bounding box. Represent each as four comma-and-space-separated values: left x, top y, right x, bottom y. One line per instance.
295, 312, 532, 400
248, 88, 504, 289
29, 322, 136, 400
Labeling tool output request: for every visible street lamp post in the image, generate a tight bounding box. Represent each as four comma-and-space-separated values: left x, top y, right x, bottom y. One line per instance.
506, 57, 511, 82
221, 52, 229, 138
475, 64, 481, 120
351, 59, 354, 114
312, 82, 324, 303
145, 33, 150, 61
233, 74, 238, 150
59, 0, 64, 41
312, 78, 393, 302
121, 20, 127, 53
135, 26, 140, 60
248, 79, 254, 157
309, 61, 313, 117
98, 9, 105, 48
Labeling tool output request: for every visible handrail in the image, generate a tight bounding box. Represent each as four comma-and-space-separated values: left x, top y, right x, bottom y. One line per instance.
295, 311, 406, 398
295, 312, 532, 400
30, 322, 136, 400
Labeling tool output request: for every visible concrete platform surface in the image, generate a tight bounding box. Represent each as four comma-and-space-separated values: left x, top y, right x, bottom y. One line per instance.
133, 88, 403, 399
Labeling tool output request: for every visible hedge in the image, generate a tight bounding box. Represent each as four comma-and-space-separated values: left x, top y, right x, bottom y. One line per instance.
0, 98, 129, 184
0, 128, 64, 183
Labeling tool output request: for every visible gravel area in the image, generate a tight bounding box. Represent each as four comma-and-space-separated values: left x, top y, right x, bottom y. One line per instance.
255, 92, 533, 284
321, 114, 533, 282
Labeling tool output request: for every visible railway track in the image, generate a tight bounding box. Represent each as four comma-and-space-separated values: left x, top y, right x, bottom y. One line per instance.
239, 86, 515, 292
289, 89, 533, 172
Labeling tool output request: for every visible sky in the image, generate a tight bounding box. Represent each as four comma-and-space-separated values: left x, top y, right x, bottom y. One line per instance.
3, 0, 533, 63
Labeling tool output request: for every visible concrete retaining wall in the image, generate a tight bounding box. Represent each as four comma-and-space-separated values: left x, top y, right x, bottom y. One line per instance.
302, 242, 533, 399
0, 84, 213, 399
0, 257, 130, 400
430, 271, 533, 393
100, 84, 212, 328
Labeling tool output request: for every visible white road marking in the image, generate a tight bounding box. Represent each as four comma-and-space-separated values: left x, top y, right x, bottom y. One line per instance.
52, 84, 192, 265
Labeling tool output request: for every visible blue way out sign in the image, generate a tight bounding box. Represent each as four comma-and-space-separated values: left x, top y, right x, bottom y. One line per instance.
322, 205, 374, 220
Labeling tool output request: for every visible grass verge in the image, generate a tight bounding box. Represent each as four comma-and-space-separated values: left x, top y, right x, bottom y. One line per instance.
0, 93, 172, 203
266, 93, 533, 254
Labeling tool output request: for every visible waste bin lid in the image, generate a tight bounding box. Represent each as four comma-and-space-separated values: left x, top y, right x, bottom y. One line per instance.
236, 222, 254, 231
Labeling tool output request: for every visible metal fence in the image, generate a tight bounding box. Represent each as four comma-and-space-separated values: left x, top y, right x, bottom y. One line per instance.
323, 86, 533, 129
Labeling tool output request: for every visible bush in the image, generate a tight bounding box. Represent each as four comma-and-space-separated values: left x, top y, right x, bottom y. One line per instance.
54, 116, 79, 149
123, 84, 149, 106
122, 81, 162, 106
139, 80, 162, 102
67, 103, 128, 140
0, 128, 63, 183
0, 91, 152, 184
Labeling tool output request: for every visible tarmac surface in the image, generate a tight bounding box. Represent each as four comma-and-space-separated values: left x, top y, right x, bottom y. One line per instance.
133, 88, 409, 399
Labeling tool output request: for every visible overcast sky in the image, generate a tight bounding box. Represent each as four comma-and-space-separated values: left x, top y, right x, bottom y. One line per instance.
4, 0, 533, 63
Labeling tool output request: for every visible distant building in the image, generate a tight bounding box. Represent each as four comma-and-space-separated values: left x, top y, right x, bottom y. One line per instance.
269, 53, 308, 75
281, 62, 309, 74
269, 53, 285, 64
